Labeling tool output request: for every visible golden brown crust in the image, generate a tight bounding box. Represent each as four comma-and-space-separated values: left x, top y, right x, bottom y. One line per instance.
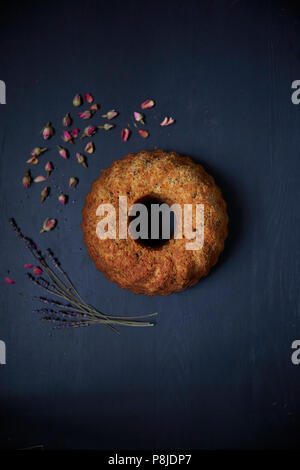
81, 150, 228, 295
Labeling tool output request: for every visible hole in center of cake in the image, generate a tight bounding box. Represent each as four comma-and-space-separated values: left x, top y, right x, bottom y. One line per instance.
128, 196, 176, 248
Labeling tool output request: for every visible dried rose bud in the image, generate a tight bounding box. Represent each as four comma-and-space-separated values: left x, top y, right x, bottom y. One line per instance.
71, 128, 79, 138
85, 141, 94, 154
85, 93, 94, 103
98, 123, 115, 131
138, 129, 149, 138
41, 122, 54, 140
90, 103, 99, 113
31, 147, 47, 157
45, 161, 53, 177
58, 194, 67, 205
40, 218, 57, 233
62, 131, 74, 144
69, 177, 78, 188
22, 170, 32, 188
160, 117, 175, 126
78, 110, 92, 120
76, 153, 88, 168
134, 112, 145, 124
121, 128, 131, 142
34, 175, 47, 183
141, 99, 155, 109
41, 186, 50, 203
63, 112, 72, 127
57, 145, 69, 159
73, 94, 82, 107
5, 277, 15, 285
24, 264, 33, 268
80, 126, 97, 139
27, 156, 39, 165
33, 266, 43, 275
101, 110, 118, 120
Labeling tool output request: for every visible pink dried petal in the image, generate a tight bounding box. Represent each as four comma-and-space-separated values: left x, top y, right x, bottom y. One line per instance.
85, 93, 94, 103
121, 128, 131, 142
138, 129, 149, 138
85, 141, 94, 154
40, 218, 57, 233
26, 156, 39, 165
22, 170, 32, 188
33, 266, 43, 275
62, 131, 74, 144
45, 161, 53, 176
41, 122, 54, 140
141, 99, 155, 110
31, 147, 47, 157
34, 176, 47, 183
90, 103, 99, 112
69, 177, 78, 188
41, 186, 50, 203
73, 94, 82, 107
63, 112, 72, 127
101, 110, 118, 120
5, 277, 15, 285
24, 264, 33, 268
80, 126, 97, 139
57, 145, 69, 159
78, 110, 92, 119
160, 117, 175, 126
134, 112, 145, 124
76, 153, 88, 168
58, 194, 67, 205
98, 123, 115, 130
71, 128, 79, 138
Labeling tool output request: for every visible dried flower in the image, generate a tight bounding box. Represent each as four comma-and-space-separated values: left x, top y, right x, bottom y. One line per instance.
41, 122, 54, 140
34, 175, 47, 183
62, 112, 72, 127
134, 112, 145, 124
58, 194, 67, 205
57, 145, 69, 159
33, 266, 43, 275
101, 110, 118, 120
24, 264, 33, 268
141, 99, 155, 109
45, 161, 53, 177
80, 126, 97, 139
27, 156, 39, 165
69, 177, 78, 188
31, 147, 47, 157
62, 131, 74, 144
71, 128, 79, 138
85, 93, 93, 103
76, 153, 88, 168
41, 187, 50, 203
98, 123, 115, 130
138, 129, 149, 138
121, 128, 130, 142
160, 117, 175, 126
5, 277, 15, 285
78, 110, 92, 120
73, 94, 82, 107
85, 142, 94, 154
22, 170, 32, 188
90, 103, 99, 113
40, 218, 57, 233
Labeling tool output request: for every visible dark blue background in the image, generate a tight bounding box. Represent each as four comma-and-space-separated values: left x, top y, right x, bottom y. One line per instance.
0, 0, 300, 450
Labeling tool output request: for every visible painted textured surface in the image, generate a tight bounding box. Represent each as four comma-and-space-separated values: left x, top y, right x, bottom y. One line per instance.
0, 0, 300, 450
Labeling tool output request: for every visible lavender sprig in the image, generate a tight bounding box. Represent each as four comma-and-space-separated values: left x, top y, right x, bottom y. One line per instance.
10, 219, 157, 332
